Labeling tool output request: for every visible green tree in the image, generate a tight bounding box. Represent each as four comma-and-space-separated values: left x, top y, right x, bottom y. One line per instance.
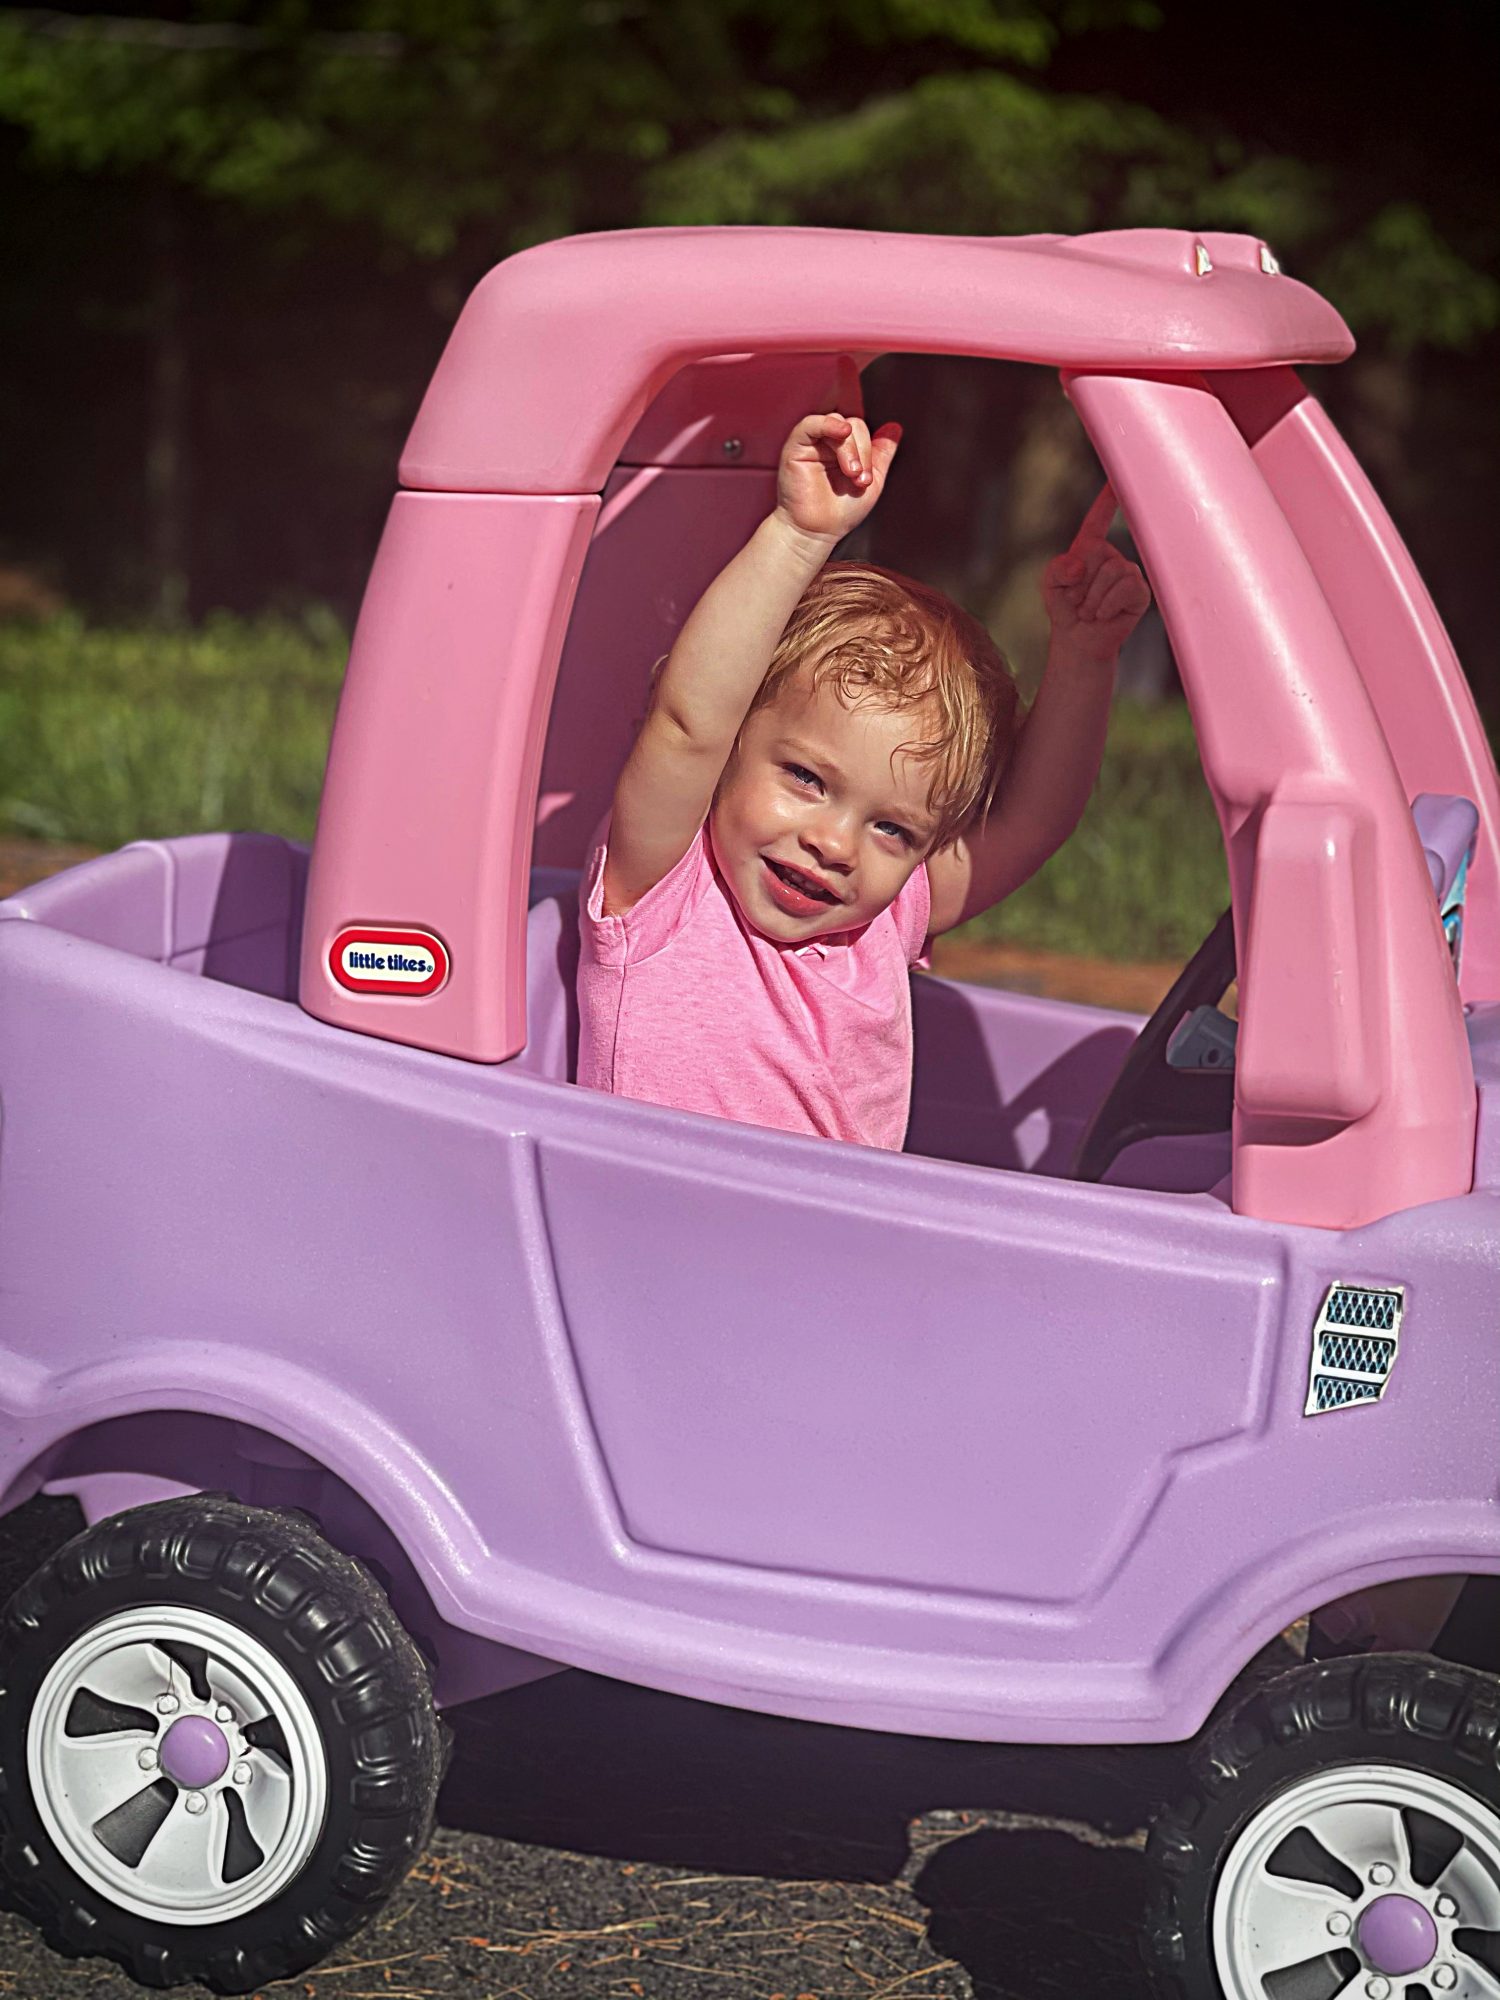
0, 3, 1162, 253
0, 2, 1153, 613
0, 2, 1494, 635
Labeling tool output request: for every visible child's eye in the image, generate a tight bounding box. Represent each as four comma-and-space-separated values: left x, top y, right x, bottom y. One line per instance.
876, 821, 914, 846
784, 763, 822, 789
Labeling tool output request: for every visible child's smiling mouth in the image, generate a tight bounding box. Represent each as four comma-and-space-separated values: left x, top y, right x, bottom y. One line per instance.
762, 855, 844, 914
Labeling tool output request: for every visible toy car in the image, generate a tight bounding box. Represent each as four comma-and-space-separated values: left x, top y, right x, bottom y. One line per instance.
1, 225, 1497, 1998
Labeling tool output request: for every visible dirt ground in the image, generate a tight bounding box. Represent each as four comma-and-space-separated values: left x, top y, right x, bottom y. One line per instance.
0, 838, 1180, 1013
0, 839, 99, 898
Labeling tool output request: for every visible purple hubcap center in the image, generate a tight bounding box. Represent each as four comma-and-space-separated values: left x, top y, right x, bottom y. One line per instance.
1357, 1894, 1440, 1977
159, 1714, 230, 1790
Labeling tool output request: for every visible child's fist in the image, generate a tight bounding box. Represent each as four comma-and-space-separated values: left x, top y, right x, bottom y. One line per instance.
775, 412, 902, 545
1042, 485, 1150, 665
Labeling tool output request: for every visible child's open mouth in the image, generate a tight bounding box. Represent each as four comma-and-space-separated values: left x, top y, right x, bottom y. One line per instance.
763, 856, 842, 916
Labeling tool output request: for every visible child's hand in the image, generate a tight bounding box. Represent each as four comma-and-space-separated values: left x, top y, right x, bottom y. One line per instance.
775, 412, 902, 546
1042, 485, 1151, 665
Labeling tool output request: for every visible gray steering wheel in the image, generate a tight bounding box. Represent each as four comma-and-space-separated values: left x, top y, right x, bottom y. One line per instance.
1070, 906, 1237, 1183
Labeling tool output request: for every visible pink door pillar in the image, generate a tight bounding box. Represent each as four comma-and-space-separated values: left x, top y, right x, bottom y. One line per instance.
301, 492, 598, 1061
1069, 371, 1474, 1229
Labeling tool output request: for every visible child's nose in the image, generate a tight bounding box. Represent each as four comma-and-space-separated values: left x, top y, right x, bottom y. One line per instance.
803, 811, 856, 867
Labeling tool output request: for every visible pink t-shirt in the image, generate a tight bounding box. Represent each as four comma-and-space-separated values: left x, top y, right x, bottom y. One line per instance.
577, 820, 931, 1150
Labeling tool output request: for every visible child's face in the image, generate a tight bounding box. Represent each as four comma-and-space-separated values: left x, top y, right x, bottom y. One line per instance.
710, 675, 941, 944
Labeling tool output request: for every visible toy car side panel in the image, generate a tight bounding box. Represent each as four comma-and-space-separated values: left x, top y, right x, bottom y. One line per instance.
0, 919, 605, 1613
530, 1101, 1500, 1743
3, 920, 1498, 1743
535, 1132, 1277, 1606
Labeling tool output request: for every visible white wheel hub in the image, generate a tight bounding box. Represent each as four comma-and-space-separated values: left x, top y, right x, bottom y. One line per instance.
1213, 1764, 1500, 1998
27, 1605, 328, 1925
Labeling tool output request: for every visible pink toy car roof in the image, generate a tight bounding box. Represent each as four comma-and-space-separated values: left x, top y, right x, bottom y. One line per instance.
400, 225, 1353, 494
303, 222, 1494, 1231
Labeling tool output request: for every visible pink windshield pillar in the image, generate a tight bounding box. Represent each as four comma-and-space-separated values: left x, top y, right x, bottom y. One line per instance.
1214, 367, 1500, 1004
1068, 371, 1475, 1229
300, 492, 597, 1061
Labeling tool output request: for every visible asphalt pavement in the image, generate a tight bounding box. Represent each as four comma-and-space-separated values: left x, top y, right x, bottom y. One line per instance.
0, 1494, 1195, 2000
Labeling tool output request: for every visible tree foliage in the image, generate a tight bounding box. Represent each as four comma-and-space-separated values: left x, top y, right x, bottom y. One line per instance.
0, 0, 1491, 353
0, 2, 1158, 251
0, 1, 1495, 655
645, 71, 1497, 353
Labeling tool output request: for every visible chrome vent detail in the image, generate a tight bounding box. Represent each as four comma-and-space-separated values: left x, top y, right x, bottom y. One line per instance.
1312, 1374, 1383, 1412
1304, 1284, 1404, 1417
1322, 1288, 1400, 1332
1318, 1333, 1397, 1376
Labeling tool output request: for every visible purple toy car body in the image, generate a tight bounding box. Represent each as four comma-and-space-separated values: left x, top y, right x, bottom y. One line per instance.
2, 226, 1498, 1998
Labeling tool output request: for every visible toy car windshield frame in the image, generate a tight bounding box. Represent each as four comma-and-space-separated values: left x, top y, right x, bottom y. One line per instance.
301, 225, 1498, 1231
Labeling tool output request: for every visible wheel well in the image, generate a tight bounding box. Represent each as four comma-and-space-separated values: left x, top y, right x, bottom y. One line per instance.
1301, 1572, 1497, 1657
24, 1411, 560, 1708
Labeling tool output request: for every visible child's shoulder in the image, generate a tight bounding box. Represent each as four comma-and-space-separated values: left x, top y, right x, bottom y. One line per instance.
888, 859, 932, 967
580, 815, 717, 962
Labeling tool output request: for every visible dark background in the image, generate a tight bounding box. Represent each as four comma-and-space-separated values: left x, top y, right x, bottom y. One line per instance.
1, 0, 1495, 710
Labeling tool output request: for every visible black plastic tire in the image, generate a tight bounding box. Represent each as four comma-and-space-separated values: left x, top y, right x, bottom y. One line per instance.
0, 1495, 443, 1992
1142, 1654, 1500, 1998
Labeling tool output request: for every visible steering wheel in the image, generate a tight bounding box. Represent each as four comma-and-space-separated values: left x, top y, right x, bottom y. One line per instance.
1071, 906, 1237, 1184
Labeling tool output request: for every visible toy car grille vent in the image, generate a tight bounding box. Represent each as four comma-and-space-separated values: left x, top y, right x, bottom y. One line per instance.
1312, 1374, 1384, 1412
1304, 1284, 1404, 1417
1321, 1287, 1400, 1332
1319, 1333, 1396, 1375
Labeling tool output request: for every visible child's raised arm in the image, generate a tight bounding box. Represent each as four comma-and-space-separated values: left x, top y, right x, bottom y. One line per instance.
927, 486, 1150, 935
604, 412, 901, 914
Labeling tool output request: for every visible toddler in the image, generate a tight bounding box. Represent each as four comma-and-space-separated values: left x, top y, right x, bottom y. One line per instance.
577, 410, 1149, 1148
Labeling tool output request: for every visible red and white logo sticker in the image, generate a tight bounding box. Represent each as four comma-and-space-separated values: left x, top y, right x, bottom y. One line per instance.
329, 926, 449, 998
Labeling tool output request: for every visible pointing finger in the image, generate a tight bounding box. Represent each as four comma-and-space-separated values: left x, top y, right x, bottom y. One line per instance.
870, 422, 902, 481
1070, 481, 1119, 553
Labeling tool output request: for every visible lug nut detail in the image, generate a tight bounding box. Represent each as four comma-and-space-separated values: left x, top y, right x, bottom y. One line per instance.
1370, 1863, 1396, 1887
1327, 1912, 1352, 1937
214, 1703, 234, 1724
184, 1791, 207, 1816
137, 1746, 158, 1771
1365, 1979, 1391, 2000
232, 1762, 252, 1786
1436, 1894, 1458, 1918
155, 1693, 179, 1716
1433, 1970, 1458, 1992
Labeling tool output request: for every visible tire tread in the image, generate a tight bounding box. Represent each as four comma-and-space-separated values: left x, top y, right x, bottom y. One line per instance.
0, 1497, 442, 1994
1142, 1654, 1500, 1998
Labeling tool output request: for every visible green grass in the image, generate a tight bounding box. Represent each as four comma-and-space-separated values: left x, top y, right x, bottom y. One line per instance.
0, 613, 1229, 961
0, 610, 346, 851
962, 697, 1228, 961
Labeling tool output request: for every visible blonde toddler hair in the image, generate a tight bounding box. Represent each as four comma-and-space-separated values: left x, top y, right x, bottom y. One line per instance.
748, 561, 1022, 849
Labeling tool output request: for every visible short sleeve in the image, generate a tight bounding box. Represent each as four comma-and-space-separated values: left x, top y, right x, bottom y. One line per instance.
579, 814, 713, 969
889, 861, 932, 968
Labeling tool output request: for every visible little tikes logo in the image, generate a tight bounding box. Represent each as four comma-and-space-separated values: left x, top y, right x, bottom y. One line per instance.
329, 926, 449, 998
